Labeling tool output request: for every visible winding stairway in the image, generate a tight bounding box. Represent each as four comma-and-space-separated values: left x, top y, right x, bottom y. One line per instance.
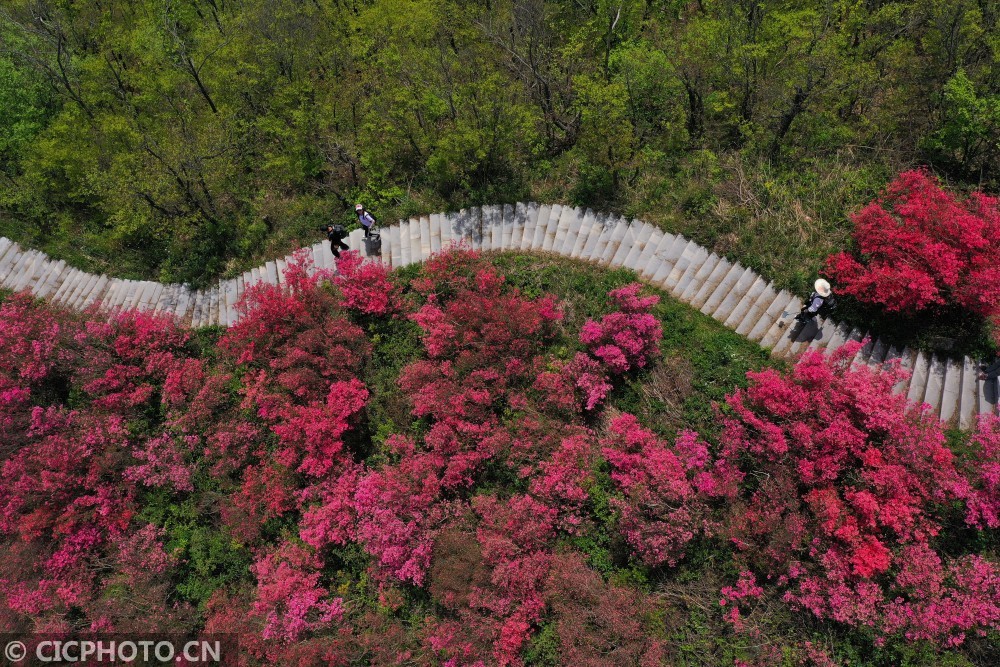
1, 203, 996, 428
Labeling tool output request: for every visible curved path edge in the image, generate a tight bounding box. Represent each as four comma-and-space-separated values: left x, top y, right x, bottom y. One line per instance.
0, 203, 995, 428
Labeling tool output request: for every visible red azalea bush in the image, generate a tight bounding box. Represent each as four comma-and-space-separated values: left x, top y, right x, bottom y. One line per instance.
718, 343, 1000, 646
1, 246, 998, 664
824, 169, 1000, 316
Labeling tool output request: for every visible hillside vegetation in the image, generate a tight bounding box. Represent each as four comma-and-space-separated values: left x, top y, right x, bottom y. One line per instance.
2, 0, 999, 292
1, 248, 998, 665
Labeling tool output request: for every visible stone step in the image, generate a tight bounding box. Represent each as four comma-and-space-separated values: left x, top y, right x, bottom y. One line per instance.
890, 347, 915, 395
121, 280, 143, 313
508, 203, 529, 250
851, 334, 876, 367
109, 279, 133, 313
523, 203, 547, 251
83, 273, 108, 310
155, 281, 173, 315
189, 290, 205, 328
1, 248, 29, 288
71, 273, 101, 310
174, 286, 193, 325
60, 269, 90, 308
598, 218, 628, 265
636, 231, 670, 281
581, 211, 611, 260
865, 338, 889, 368
388, 224, 402, 268
554, 205, 577, 254
37, 260, 69, 299
610, 222, 640, 267
51, 267, 80, 305
481, 205, 498, 252
979, 364, 998, 418
535, 204, 563, 252
419, 214, 433, 259
922, 355, 947, 415
265, 261, 279, 285
569, 209, 595, 259
958, 358, 980, 429
430, 212, 443, 255
622, 223, 655, 271
486, 206, 501, 251
406, 215, 421, 260
649, 235, 687, 285
83, 273, 111, 310
48, 264, 77, 302
814, 321, 852, 355
747, 290, 792, 343
398, 219, 412, 266
95, 276, 119, 310
700, 263, 746, 317
25, 258, 54, 297
654, 239, 697, 292
0, 238, 16, 270
679, 252, 719, 303
670, 246, 710, 299
6, 250, 35, 291
774, 311, 826, 359
725, 276, 767, 330
689, 258, 732, 310
661, 239, 699, 291
938, 358, 962, 425
5, 250, 37, 290
559, 207, 584, 257
210, 286, 223, 327
34, 260, 67, 299
906, 350, 931, 406
735, 283, 777, 337
710, 267, 756, 322
760, 296, 803, 350
203, 287, 218, 327
501, 204, 515, 250
468, 207, 485, 250
131, 281, 154, 311
145, 283, 165, 313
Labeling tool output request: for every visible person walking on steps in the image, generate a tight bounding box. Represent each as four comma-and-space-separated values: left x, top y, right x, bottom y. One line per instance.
324, 223, 350, 258
795, 279, 835, 324
355, 204, 380, 240
780, 279, 835, 327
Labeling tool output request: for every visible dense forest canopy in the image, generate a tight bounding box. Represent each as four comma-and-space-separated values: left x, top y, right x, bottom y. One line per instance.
1, 0, 999, 287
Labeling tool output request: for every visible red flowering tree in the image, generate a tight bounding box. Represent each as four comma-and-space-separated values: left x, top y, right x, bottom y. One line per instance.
824, 169, 1000, 316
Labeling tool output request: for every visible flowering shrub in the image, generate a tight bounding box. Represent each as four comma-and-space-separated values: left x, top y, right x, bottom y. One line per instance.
601, 414, 722, 567
580, 283, 662, 373
2, 247, 997, 664
331, 250, 402, 316
824, 169, 1000, 316
963, 415, 1000, 529
718, 343, 1000, 646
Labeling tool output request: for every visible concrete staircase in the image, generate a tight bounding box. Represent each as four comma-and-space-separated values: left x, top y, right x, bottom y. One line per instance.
1, 203, 995, 429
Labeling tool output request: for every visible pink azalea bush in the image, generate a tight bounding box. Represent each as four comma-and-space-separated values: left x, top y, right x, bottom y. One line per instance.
580, 282, 662, 373
718, 343, 1000, 646
1, 246, 998, 664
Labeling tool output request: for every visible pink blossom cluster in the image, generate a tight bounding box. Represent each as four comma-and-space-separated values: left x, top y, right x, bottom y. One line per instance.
718, 343, 1000, 645
580, 282, 662, 374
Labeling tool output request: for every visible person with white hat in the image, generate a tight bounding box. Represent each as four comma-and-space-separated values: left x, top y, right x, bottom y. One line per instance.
794, 278, 835, 325
355, 203, 379, 240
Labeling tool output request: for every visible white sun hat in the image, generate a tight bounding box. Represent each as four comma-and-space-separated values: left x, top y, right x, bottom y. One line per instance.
814, 278, 831, 297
